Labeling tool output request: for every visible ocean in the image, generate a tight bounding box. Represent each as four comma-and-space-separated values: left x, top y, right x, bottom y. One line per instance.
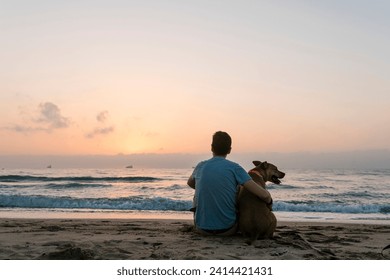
0, 167, 389, 224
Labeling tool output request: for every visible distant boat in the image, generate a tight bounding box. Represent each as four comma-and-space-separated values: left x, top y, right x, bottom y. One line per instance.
125, 165, 133, 169
47, 165, 52, 169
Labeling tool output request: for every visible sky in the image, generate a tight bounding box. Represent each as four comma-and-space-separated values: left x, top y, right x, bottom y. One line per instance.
1, 0, 390, 167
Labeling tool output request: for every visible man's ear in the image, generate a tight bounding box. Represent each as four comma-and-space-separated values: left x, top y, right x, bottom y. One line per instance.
252, 161, 262, 166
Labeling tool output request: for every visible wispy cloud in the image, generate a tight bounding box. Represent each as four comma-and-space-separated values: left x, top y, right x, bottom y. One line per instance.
3, 102, 70, 134
85, 111, 115, 138
2, 124, 46, 134
96, 111, 109, 123
86, 126, 115, 138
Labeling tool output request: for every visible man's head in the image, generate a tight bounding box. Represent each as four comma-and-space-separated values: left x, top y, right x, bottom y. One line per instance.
211, 131, 232, 156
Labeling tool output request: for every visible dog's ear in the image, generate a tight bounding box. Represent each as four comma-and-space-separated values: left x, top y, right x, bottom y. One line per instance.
252, 161, 262, 166
261, 161, 269, 169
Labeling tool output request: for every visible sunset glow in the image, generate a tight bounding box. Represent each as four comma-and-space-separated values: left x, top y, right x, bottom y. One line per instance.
1, 1, 389, 161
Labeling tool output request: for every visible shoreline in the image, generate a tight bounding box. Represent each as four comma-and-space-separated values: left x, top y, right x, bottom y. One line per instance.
1, 218, 389, 260
1, 208, 389, 226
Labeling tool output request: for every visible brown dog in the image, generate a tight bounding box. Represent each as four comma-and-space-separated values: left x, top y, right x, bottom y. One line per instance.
237, 161, 285, 244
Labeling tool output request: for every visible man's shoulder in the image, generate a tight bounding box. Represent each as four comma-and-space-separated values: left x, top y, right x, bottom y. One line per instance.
196, 158, 211, 166
223, 158, 242, 168
195, 157, 244, 170
193, 158, 211, 171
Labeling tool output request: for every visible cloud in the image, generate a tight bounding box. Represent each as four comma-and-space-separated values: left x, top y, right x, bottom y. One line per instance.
96, 111, 109, 123
3, 102, 70, 133
36, 102, 70, 129
85, 126, 115, 139
2, 124, 46, 134
85, 110, 114, 138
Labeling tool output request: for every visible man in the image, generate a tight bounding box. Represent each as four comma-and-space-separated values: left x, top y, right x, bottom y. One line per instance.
187, 131, 272, 236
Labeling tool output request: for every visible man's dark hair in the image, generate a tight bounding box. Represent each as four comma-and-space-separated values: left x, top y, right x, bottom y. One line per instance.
211, 131, 232, 156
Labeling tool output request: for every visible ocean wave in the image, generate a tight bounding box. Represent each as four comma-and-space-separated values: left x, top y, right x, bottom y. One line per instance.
274, 201, 390, 214
45, 183, 110, 189
267, 184, 301, 190
321, 191, 385, 199
267, 184, 333, 190
0, 194, 192, 211
0, 175, 162, 183
165, 184, 186, 190
1, 194, 389, 214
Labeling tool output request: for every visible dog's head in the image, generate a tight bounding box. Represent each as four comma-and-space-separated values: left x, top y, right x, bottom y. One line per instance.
251, 160, 285, 184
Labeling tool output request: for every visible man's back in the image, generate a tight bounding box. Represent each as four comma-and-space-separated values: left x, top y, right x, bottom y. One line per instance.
192, 156, 251, 231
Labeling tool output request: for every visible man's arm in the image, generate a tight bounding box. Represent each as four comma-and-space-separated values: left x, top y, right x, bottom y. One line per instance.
187, 175, 196, 189
242, 179, 272, 204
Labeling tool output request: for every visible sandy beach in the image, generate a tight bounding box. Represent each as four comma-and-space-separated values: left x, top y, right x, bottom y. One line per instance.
0, 218, 389, 260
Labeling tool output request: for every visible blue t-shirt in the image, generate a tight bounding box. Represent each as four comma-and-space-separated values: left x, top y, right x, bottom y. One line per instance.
191, 156, 251, 230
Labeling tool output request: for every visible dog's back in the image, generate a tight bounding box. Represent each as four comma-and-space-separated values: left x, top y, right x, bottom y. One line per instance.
237, 161, 285, 244
238, 176, 276, 244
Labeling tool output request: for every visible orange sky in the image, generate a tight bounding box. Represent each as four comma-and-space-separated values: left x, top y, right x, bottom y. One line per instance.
1, 1, 390, 156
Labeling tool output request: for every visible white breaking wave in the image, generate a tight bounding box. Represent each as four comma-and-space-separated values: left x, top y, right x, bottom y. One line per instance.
1, 194, 389, 214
